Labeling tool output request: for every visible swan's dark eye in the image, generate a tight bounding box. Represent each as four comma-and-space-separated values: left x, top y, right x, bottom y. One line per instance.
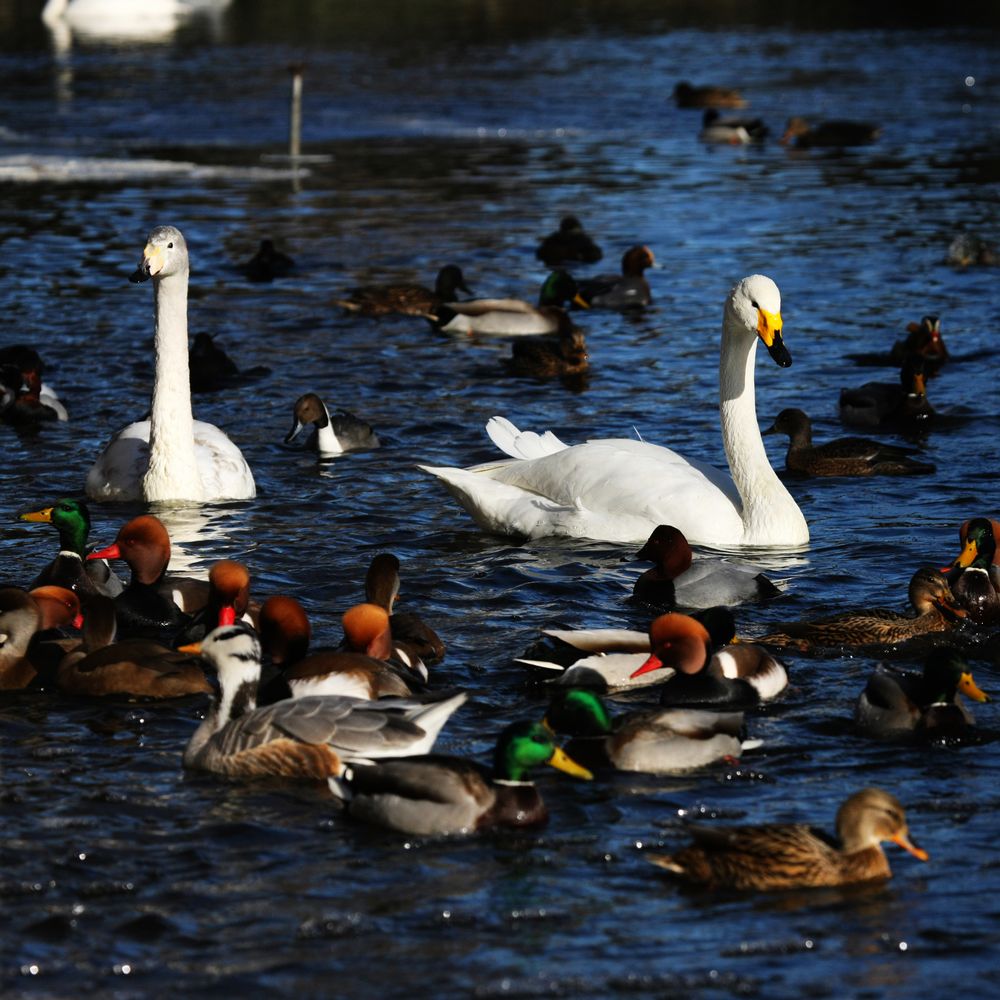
167, 242, 174, 248
751, 299, 759, 309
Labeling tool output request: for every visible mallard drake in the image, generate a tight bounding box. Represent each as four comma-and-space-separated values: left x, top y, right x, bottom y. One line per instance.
756, 567, 965, 649
536, 215, 603, 266
780, 117, 881, 148
330, 719, 592, 836
284, 392, 381, 456
672, 81, 746, 109
647, 788, 927, 890
630, 613, 788, 708
575, 245, 656, 309
543, 688, 751, 774
504, 310, 589, 380
699, 109, 768, 144
241, 238, 294, 282
19, 498, 124, 597
946, 233, 997, 268
181, 623, 468, 780
765, 408, 935, 476
334, 265, 471, 317
855, 648, 990, 738
632, 524, 779, 610
945, 517, 1000, 623
839, 355, 935, 431
433, 270, 589, 337
364, 553, 446, 665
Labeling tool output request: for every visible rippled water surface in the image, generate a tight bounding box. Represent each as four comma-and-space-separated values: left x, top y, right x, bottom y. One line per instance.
2, 2, 999, 996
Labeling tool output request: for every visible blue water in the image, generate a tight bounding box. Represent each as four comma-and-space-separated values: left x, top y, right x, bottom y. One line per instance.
2, 3, 999, 996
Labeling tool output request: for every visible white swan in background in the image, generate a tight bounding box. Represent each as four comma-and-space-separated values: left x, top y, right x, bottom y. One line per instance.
420, 274, 809, 548
42, 0, 230, 43
86, 225, 255, 504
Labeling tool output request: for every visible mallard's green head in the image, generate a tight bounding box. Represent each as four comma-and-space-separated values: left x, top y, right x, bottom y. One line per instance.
923, 648, 990, 704
19, 498, 92, 555
538, 270, 589, 309
955, 518, 997, 569
544, 688, 613, 738
493, 720, 593, 783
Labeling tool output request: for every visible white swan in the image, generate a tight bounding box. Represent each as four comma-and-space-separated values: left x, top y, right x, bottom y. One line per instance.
42, 0, 230, 42
420, 274, 808, 548
85, 226, 255, 504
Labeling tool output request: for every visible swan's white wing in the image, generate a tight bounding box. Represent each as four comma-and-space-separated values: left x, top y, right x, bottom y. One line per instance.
85, 419, 150, 501
192, 420, 256, 500
486, 416, 568, 460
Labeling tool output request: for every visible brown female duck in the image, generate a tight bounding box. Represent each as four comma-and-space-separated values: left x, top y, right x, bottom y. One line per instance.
504, 310, 589, 380
647, 788, 927, 890
765, 408, 935, 476
536, 215, 603, 265
334, 264, 471, 317
780, 117, 881, 148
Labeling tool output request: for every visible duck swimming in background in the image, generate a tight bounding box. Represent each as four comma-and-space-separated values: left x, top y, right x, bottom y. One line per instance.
334, 265, 471, 317
632, 524, 779, 609
846, 315, 948, 374
764, 408, 936, 477
0, 344, 68, 423
543, 688, 752, 775
421, 275, 809, 546
672, 81, 746, 109
188, 332, 270, 394
574, 245, 656, 309
855, 648, 990, 739
536, 215, 603, 266
755, 567, 965, 650
780, 117, 881, 148
85, 226, 255, 503
504, 311, 589, 381
646, 788, 927, 890
944, 517, 1000, 624
839, 355, 935, 432
432, 270, 589, 337
284, 392, 381, 456
240, 238, 294, 282
699, 109, 768, 145
330, 719, 592, 837
946, 233, 997, 268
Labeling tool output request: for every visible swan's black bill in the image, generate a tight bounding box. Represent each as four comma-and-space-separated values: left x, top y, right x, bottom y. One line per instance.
766, 334, 792, 368
130, 264, 151, 284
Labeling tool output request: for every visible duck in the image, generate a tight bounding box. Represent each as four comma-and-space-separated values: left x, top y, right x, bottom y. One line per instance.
55, 592, 212, 699
180, 623, 467, 780
284, 392, 381, 456
19, 498, 124, 597
504, 310, 589, 380
572, 245, 656, 310
755, 567, 966, 649
536, 215, 603, 266
630, 613, 788, 708
839, 355, 935, 431
329, 719, 592, 836
0, 344, 68, 423
946, 233, 997, 268
846, 315, 948, 374
764, 408, 936, 476
631, 524, 779, 609
542, 688, 752, 775
699, 109, 768, 144
432, 270, 589, 337
187, 332, 270, 393
855, 648, 990, 738
646, 788, 927, 890
334, 265, 471, 317
0, 364, 24, 417
364, 553, 446, 666
174, 559, 257, 644
780, 117, 881, 148
672, 81, 747, 109
13, 584, 85, 684
240, 238, 294, 282
420, 274, 809, 547
85, 225, 255, 503
944, 517, 1000, 624
0, 588, 48, 689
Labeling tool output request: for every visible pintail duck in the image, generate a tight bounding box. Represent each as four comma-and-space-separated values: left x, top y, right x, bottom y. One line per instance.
330, 720, 592, 837
780, 117, 881, 148
504, 310, 589, 380
536, 215, 603, 266
699, 109, 768, 144
632, 524, 779, 610
240, 238, 294, 282
574, 245, 656, 309
181, 623, 467, 780
433, 270, 589, 337
839, 355, 935, 431
543, 688, 752, 775
647, 788, 927, 890
855, 648, 990, 738
945, 517, 1000, 624
19, 498, 124, 597
364, 553, 446, 666
756, 567, 966, 650
0, 344, 68, 423
765, 408, 935, 476
672, 81, 747, 109
284, 392, 381, 456
334, 265, 471, 317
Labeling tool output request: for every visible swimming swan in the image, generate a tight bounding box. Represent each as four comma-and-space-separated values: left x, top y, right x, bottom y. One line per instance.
420, 274, 808, 548
85, 226, 255, 504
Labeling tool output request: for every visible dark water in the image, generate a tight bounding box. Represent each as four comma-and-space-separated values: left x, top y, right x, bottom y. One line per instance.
2, 2, 1000, 996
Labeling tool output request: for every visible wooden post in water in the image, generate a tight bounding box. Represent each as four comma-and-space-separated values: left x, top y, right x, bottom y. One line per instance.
288, 62, 304, 160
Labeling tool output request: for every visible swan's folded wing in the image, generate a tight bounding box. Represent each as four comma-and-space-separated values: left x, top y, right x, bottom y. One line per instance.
486, 416, 568, 459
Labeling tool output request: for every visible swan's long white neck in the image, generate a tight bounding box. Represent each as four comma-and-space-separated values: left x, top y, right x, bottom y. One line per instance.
719, 322, 808, 546
143, 264, 204, 501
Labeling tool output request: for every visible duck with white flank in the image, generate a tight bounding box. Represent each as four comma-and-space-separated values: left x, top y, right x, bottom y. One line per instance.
285, 392, 381, 456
